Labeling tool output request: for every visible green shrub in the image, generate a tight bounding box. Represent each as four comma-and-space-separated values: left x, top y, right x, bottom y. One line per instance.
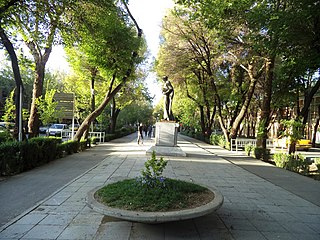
210, 133, 229, 149
79, 139, 89, 151
244, 144, 254, 156
253, 147, 270, 161
273, 153, 289, 168
105, 133, 116, 142
287, 154, 308, 174
20, 141, 40, 170
0, 141, 23, 175
61, 140, 79, 155
273, 153, 309, 174
0, 131, 14, 143
90, 137, 98, 145
56, 143, 65, 158
29, 137, 60, 163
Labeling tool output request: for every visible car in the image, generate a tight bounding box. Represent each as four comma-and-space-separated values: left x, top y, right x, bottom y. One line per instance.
46, 124, 70, 137
39, 124, 52, 134
0, 122, 15, 132
296, 139, 312, 150
0, 125, 6, 132
273, 137, 312, 150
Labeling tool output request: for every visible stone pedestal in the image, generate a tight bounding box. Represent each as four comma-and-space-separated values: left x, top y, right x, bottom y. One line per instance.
155, 121, 179, 147
146, 121, 186, 157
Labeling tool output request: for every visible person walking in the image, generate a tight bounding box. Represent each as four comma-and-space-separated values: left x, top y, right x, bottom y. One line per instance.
137, 123, 144, 145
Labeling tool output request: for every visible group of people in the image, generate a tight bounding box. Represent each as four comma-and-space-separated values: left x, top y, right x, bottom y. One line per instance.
137, 75, 174, 145
137, 123, 154, 145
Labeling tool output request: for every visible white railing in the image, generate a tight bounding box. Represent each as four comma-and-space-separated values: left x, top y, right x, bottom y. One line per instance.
88, 131, 105, 143
63, 131, 105, 143
230, 138, 275, 151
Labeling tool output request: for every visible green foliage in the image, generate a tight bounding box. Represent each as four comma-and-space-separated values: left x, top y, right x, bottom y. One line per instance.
0, 141, 23, 175
61, 140, 79, 155
96, 178, 208, 212
252, 147, 270, 161
273, 153, 309, 174
0, 136, 91, 176
210, 133, 229, 149
36, 89, 60, 125
244, 144, 254, 156
141, 151, 167, 186
280, 119, 304, 143
0, 131, 14, 143
2, 89, 15, 123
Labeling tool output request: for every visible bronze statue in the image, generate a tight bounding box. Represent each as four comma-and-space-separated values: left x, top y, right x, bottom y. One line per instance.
162, 76, 174, 121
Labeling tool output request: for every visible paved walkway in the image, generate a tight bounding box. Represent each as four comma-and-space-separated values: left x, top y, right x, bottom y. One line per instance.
0, 134, 319, 239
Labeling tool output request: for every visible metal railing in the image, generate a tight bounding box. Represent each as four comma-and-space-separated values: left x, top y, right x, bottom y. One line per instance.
230, 138, 275, 151
62, 131, 105, 143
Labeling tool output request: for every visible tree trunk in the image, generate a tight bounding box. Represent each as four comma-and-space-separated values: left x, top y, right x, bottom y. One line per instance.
257, 57, 275, 148
299, 73, 320, 125
28, 60, 47, 137
90, 68, 97, 112
110, 109, 120, 134
229, 63, 259, 139
0, 25, 24, 139
74, 77, 124, 141
110, 97, 120, 134
312, 105, 320, 147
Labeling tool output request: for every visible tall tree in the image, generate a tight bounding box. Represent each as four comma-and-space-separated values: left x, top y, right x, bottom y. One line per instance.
64, 0, 144, 141
0, 0, 24, 139
7, 0, 74, 137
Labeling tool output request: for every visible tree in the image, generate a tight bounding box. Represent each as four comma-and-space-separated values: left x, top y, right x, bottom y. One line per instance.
156, 11, 219, 137
64, 0, 144, 141
157, 7, 265, 145
13, 0, 76, 137
36, 89, 60, 125
176, 0, 320, 149
0, 0, 24, 139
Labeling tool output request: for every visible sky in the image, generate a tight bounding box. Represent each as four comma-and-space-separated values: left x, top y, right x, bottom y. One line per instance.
46, 0, 175, 105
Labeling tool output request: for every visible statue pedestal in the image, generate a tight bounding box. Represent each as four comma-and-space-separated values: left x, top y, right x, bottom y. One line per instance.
155, 121, 179, 147
146, 121, 186, 157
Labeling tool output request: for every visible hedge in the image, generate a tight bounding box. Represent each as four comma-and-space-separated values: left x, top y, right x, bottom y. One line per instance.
0, 137, 89, 176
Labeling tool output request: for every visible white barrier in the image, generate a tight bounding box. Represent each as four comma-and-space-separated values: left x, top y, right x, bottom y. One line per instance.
230, 138, 275, 151
63, 131, 105, 143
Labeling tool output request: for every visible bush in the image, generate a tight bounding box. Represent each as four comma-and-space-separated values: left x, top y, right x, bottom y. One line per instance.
273, 153, 309, 174
61, 140, 79, 155
90, 137, 98, 145
210, 133, 229, 149
0, 131, 14, 143
79, 139, 89, 151
244, 144, 254, 156
0, 141, 23, 175
0, 137, 62, 176
273, 153, 289, 168
105, 133, 117, 142
253, 147, 270, 161
20, 141, 40, 170
28, 137, 60, 163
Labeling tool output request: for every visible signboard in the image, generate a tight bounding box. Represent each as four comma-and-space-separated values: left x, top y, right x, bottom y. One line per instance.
54, 93, 74, 119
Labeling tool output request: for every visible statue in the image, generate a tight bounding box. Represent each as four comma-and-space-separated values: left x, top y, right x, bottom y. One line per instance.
162, 76, 174, 121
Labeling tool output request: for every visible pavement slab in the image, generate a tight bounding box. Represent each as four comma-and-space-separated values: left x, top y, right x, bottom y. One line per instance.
0, 134, 319, 239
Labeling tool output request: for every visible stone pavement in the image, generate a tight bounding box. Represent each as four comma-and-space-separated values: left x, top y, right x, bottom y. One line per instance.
0, 134, 319, 239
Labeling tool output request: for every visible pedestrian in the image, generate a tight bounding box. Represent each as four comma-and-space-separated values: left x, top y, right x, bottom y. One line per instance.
137, 123, 144, 145
148, 125, 152, 138
144, 125, 148, 137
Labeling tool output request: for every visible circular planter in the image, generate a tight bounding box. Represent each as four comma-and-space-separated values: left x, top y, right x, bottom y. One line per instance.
86, 182, 224, 224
